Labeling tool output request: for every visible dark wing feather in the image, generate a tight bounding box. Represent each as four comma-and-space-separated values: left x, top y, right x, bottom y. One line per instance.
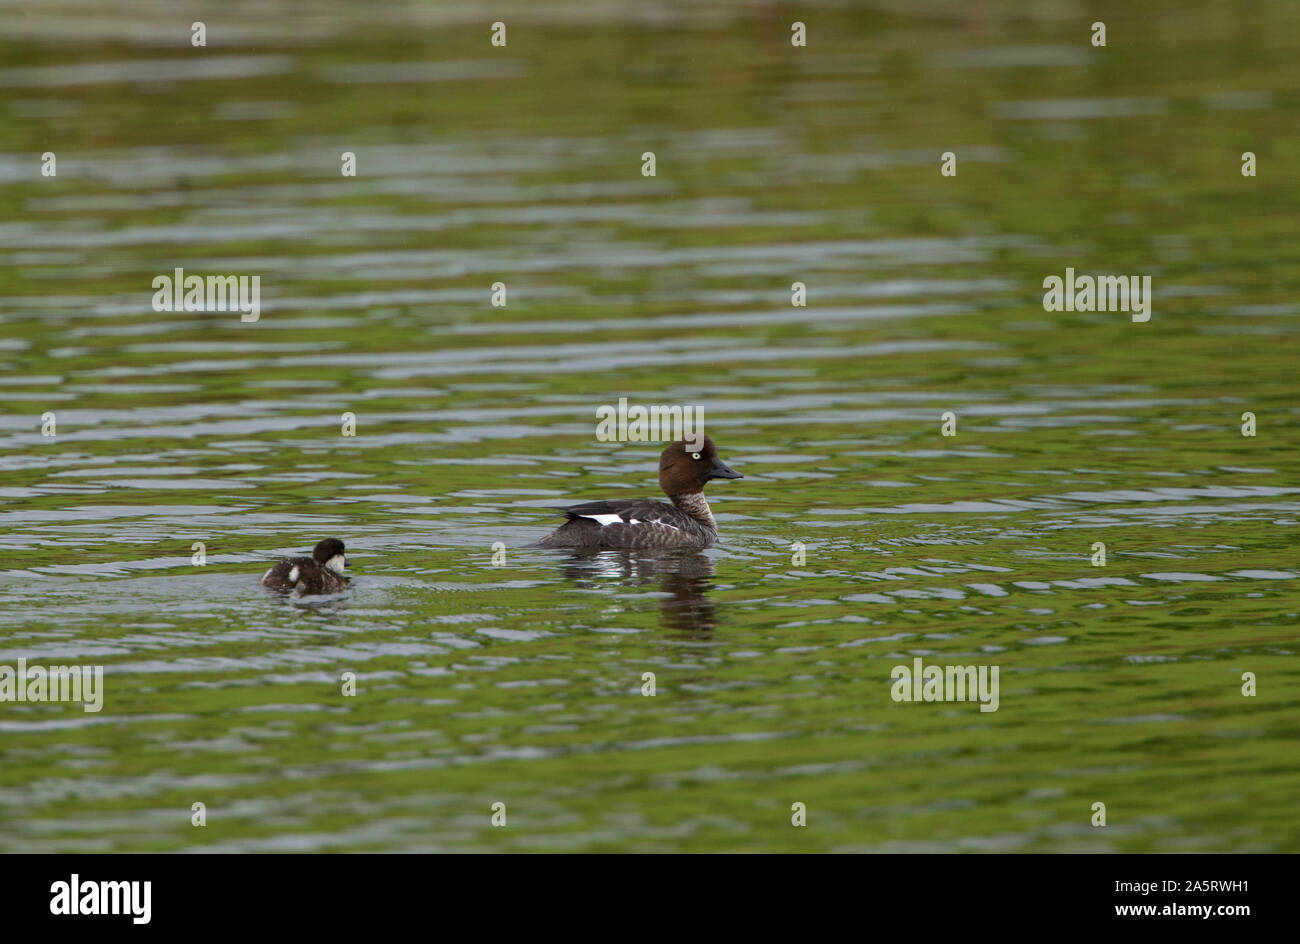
535, 498, 704, 549
558, 499, 641, 521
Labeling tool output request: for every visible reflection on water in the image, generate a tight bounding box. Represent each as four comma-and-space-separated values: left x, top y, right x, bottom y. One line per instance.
554, 550, 718, 633
1, 0, 1299, 852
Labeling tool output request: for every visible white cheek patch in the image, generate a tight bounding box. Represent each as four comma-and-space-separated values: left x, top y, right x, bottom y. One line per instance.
326, 554, 346, 575
581, 514, 624, 527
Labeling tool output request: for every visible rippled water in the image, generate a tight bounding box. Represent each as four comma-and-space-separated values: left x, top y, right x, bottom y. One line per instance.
2, 0, 1298, 852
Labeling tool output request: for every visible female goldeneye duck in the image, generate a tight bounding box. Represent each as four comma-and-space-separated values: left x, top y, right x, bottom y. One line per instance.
260, 538, 349, 595
535, 436, 743, 550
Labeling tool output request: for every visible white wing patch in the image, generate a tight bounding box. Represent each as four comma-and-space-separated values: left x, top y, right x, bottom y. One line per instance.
288, 565, 300, 583
573, 507, 685, 533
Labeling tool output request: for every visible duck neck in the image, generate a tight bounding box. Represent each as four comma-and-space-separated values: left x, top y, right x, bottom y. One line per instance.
670, 491, 716, 529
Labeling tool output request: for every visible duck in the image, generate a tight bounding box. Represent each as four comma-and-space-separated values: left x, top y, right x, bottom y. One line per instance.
534, 436, 743, 550
260, 538, 349, 594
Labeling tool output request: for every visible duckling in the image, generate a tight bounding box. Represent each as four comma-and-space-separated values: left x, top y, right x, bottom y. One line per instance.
260, 538, 349, 594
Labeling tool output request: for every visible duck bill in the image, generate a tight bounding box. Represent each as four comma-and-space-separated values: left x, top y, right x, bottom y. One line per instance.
709, 458, 743, 480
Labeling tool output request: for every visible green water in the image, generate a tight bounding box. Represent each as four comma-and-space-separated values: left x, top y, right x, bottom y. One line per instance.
1, 0, 1298, 852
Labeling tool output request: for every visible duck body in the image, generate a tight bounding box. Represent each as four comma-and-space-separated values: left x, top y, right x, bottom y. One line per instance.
536, 496, 718, 550
535, 436, 743, 551
260, 538, 350, 595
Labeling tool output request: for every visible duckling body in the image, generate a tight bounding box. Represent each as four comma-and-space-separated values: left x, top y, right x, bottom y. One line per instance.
261, 538, 349, 595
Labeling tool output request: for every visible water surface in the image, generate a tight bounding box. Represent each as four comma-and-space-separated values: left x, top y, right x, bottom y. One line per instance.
1, 0, 1298, 852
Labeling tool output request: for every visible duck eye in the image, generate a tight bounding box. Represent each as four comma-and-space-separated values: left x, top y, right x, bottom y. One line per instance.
692, 452, 701, 460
